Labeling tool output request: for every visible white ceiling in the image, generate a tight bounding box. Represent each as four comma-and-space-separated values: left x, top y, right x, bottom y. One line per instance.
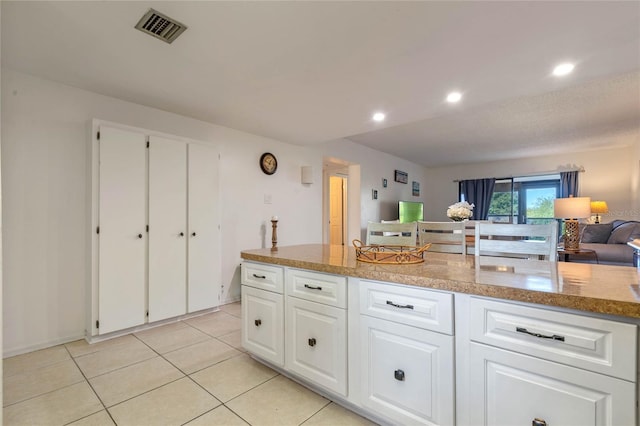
2, 1, 639, 167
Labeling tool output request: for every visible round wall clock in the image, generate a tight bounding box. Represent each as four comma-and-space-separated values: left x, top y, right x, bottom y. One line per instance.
260, 152, 278, 175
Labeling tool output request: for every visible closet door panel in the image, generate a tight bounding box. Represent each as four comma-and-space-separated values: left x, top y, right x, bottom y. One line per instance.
148, 136, 187, 322
188, 144, 220, 312
98, 126, 146, 334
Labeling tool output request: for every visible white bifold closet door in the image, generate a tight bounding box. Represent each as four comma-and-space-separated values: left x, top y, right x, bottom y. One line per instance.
148, 136, 187, 322
98, 126, 147, 334
188, 144, 221, 312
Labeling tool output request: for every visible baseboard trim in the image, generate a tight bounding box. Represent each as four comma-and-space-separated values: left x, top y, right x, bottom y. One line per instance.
4, 332, 85, 358
4, 303, 234, 358
86, 306, 221, 344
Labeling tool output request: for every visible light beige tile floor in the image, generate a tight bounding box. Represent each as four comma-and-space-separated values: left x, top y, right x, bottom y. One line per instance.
3, 302, 377, 426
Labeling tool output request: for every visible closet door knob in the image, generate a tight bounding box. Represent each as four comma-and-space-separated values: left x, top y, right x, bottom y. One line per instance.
532, 419, 547, 426
255, 319, 262, 326
179, 232, 184, 237
191, 232, 197, 237
137, 234, 143, 239
308, 338, 316, 347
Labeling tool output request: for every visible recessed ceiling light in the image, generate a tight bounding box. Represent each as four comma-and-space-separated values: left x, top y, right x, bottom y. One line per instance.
446, 92, 462, 103
553, 63, 574, 77
372, 112, 386, 122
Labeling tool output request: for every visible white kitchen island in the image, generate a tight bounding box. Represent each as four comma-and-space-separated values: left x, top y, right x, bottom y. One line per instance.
240, 244, 640, 426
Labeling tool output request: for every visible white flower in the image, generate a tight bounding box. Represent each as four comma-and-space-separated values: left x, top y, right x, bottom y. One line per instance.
447, 201, 474, 221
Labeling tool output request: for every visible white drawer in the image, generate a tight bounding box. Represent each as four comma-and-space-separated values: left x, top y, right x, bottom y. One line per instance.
470, 297, 637, 381
359, 280, 453, 335
241, 262, 284, 293
286, 269, 347, 308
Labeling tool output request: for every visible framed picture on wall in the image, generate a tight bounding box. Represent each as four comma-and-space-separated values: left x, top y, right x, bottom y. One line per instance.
412, 181, 420, 196
394, 170, 408, 184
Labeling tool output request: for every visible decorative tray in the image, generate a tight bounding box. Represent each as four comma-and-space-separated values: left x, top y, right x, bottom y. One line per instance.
353, 239, 431, 264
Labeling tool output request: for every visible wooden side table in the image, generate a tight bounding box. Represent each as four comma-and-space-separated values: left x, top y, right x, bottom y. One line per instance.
557, 247, 599, 263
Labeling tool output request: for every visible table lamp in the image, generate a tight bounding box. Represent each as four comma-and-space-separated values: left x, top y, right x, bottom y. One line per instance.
554, 196, 591, 251
590, 201, 608, 224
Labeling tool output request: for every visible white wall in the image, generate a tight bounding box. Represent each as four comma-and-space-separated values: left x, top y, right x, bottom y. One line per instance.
316, 139, 430, 239
5, 67, 636, 356
1, 69, 430, 356
1, 69, 325, 355
425, 145, 640, 223
630, 135, 640, 215
0, 3, 4, 412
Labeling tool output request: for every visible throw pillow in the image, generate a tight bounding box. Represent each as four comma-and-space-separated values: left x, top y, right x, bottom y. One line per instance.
607, 221, 640, 244
581, 223, 613, 243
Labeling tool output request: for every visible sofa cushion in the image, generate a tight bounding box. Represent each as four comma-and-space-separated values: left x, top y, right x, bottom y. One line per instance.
580, 243, 634, 264
581, 223, 613, 243
607, 221, 640, 244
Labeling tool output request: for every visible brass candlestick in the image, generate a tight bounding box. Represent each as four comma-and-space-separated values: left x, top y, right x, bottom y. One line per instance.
271, 219, 278, 251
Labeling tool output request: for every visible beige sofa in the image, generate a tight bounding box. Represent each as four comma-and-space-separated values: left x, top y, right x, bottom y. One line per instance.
578, 220, 640, 265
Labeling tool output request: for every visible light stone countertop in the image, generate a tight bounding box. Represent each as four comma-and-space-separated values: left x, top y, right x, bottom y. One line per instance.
241, 244, 640, 319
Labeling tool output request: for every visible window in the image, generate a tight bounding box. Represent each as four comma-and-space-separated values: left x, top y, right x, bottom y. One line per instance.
487, 175, 560, 224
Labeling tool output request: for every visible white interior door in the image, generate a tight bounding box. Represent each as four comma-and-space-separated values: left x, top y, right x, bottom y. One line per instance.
98, 126, 146, 334
148, 136, 187, 322
187, 144, 221, 312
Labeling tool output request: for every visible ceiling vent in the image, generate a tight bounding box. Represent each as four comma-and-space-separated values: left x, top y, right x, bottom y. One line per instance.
135, 9, 187, 44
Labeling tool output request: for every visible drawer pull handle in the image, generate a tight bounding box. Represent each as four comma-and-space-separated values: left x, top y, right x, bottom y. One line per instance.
394, 369, 405, 381
532, 419, 547, 426
308, 338, 317, 347
252, 274, 266, 279
254, 319, 262, 326
386, 300, 414, 310
516, 327, 565, 342
304, 284, 323, 291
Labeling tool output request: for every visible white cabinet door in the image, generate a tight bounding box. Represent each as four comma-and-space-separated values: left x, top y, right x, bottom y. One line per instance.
469, 342, 635, 426
187, 144, 220, 312
98, 126, 147, 334
148, 136, 187, 322
242, 286, 284, 366
286, 297, 347, 396
360, 315, 454, 425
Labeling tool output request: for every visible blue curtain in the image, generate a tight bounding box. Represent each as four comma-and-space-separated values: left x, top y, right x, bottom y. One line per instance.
560, 171, 579, 197
460, 178, 496, 220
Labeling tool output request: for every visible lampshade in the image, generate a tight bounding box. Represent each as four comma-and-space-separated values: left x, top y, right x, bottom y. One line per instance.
590, 201, 609, 214
554, 197, 591, 219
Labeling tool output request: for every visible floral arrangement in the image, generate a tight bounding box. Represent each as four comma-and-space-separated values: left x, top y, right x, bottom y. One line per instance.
447, 201, 474, 221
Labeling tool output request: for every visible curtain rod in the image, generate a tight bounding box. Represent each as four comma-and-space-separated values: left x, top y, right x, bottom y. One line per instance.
452, 166, 585, 183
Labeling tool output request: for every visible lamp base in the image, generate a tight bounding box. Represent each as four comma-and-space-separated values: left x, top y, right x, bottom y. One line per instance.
563, 219, 581, 251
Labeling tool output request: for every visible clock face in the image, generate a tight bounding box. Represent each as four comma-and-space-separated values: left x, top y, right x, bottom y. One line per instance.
260, 152, 278, 175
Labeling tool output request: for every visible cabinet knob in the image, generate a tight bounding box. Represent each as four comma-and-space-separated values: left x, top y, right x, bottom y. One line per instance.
179, 232, 184, 237
394, 369, 405, 381
254, 319, 262, 326
138, 234, 143, 239
308, 338, 317, 347
191, 232, 197, 237
532, 419, 547, 426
